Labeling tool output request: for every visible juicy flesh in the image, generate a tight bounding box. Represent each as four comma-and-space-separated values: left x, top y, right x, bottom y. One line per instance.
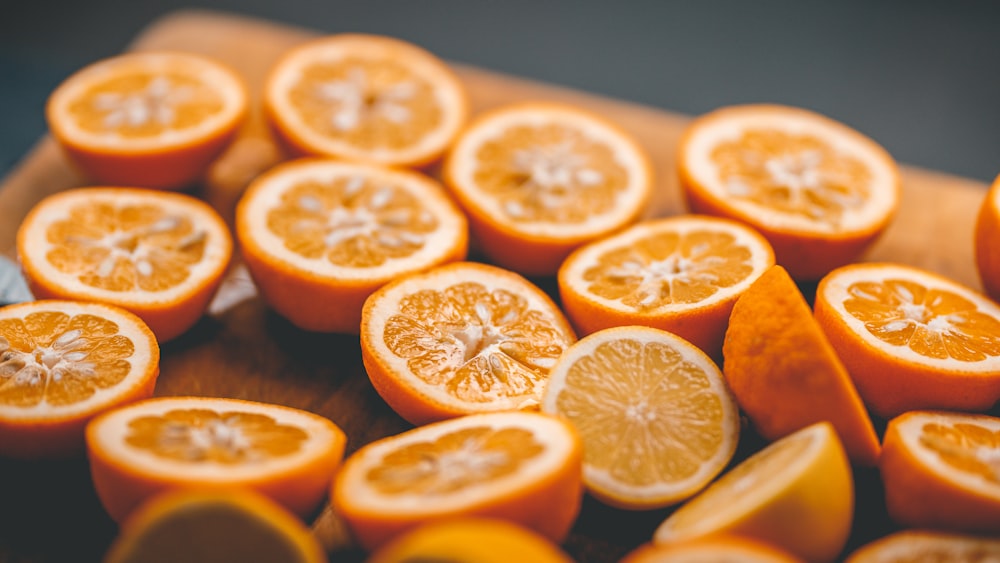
266, 176, 437, 267
383, 282, 569, 405
555, 338, 726, 486
288, 58, 442, 150
710, 129, 871, 228
44, 200, 207, 293
472, 123, 629, 224
124, 408, 308, 465
920, 422, 1000, 486
583, 229, 755, 309
69, 72, 223, 138
844, 278, 1000, 361
0, 311, 133, 407
366, 426, 544, 495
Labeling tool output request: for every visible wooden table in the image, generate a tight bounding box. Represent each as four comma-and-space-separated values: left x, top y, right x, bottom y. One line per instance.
0, 9, 995, 562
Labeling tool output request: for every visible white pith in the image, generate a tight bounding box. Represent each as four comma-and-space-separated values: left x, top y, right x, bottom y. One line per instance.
900, 412, 1000, 499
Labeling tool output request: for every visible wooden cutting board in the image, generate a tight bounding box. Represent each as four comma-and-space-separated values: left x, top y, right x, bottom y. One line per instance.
0, 9, 993, 563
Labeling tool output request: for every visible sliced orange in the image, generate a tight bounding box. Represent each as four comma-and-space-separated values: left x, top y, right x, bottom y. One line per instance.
845, 529, 1000, 562
0, 300, 158, 458
236, 158, 467, 333
86, 396, 346, 523
654, 422, 854, 563
17, 186, 233, 342
442, 102, 654, 276
366, 517, 573, 563
558, 215, 774, 358
678, 104, 900, 280
264, 33, 467, 168
104, 489, 327, 563
360, 261, 576, 425
47, 51, 248, 190
330, 411, 583, 551
975, 174, 1000, 302
622, 537, 804, 563
879, 410, 1000, 534
723, 265, 881, 466
815, 262, 1000, 418
541, 326, 739, 509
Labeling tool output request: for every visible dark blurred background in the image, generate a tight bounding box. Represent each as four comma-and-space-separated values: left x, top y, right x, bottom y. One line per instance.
2, 1, 999, 183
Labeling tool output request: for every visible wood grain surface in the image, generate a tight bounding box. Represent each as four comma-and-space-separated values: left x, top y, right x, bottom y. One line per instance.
0, 9, 994, 563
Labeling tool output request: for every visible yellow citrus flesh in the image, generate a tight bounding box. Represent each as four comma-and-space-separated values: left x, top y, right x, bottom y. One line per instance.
361, 262, 575, 424
845, 530, 1000, 562
265, 34, 467, 167
541, 326, 739, 510
655, 422, 854, 563
331, 411, 583, 551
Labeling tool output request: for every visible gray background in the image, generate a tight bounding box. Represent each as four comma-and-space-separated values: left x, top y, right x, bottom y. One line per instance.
2, 1, 999, 184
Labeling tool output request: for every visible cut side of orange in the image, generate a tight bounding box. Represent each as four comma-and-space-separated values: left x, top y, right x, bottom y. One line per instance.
678, 104, 899, 280
264, 33, 467, 168
443, 102, 653, 276
47, 51, 248, 190
17, 186, 233, 342
236, 158, 467, 333
541, 326, 739, 510
723, 265, 881, 466
622, 537, 804, 563
104, 489, 327, 563
845, 529, 1000, 562
558, 215, 774, 358
654, 422, 854, 563
0, 300, 158, 458
330, 411, 583, 551
975, 174, 1000, 303
879, 410, 1000, 534
360, 261, 576, 425
86, 396, 346, 523
815, 262, 1000, 418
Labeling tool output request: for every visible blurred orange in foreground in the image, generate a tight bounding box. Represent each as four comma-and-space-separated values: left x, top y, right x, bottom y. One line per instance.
845, 529, 1000, 563
622, 537, 803, 563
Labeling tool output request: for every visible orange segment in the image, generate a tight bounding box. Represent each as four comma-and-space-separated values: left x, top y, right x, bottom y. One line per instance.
264, 34, 467, 167
622, 537, 804, 563
0, 300, 158, 458
47, 51, 248, 189
360, 262, 576, 425
104, 489, 327, 563
678, 104, 899, 280
331, 411, 582, 551
654, 422, 854, 563
236, 159, 467, 333
17, 187, 233, 342
975, 174, 1000, 302
541, 326, 739, 509
86, 396, 346, 523
815, 262, 1000, 418
845, 529, 1000, 562
723, 265, 881, 466
879, 410, 1000, 534
558, 215, 774, 358
443, 102, 653, 275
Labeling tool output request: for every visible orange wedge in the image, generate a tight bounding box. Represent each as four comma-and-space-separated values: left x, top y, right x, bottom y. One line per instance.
235, 158, 467, 333
975, 174, 1000, 302
360, 261, 576, 425
0, 300, 158, 458
442, 102, 654, 275
264, 33, 467, 168
558, 215, 774, 358
86, 396, 346, 523
723, 265, 881, 466
17, 187, 233, 342
622, 537, 804, 563
654, 422, 854, 563
541, 326, 739, 509
845, 529, 1000, 562
47, 51, 247, 190
879, 410, 1000, 534
330, 411, 583, 551
367, 517, 573, 563
104, 489, 327, 563
815, 262, 1000, 418
678, 104, 900, 280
